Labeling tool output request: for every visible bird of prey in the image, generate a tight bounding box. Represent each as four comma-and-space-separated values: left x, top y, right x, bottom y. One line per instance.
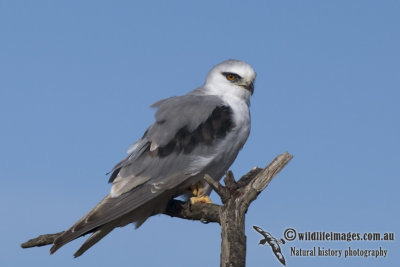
50, 59, 256, 257
253, 225, 286, 266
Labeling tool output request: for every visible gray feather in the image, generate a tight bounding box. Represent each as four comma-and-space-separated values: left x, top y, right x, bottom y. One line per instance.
149, 94, 223, 147
73, 224, 114, 258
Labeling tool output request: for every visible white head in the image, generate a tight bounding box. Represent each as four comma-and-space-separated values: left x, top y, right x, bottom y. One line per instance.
204, 59, 256, 101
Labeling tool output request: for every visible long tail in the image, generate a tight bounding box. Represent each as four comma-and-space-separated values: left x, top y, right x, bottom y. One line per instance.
49, 195, 111, 255
49, 190, 169, 256
73, 224, 115, 257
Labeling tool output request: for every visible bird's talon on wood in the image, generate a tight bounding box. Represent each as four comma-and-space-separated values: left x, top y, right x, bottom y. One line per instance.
190, 196, 212, 205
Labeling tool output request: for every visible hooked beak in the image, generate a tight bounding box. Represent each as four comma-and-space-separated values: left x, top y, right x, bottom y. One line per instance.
241, 81, 254, 95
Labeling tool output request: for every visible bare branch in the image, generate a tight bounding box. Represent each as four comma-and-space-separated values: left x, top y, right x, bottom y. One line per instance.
21, 232, 64, 248
223, 171, 237, 189
217, 152, 293, 267
203, 174, 229, 203
236, 166, 263, 188
164, 199, 221, 224
242, 152, 293, 209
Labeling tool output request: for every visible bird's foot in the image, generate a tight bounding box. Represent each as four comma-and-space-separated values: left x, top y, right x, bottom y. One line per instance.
190, 196, 212, 205
188, 181, 212, 206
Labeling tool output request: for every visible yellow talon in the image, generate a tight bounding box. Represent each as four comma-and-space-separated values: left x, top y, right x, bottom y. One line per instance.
190, 196, 212, 205
192, 187, 198, 196
188, 181, 212, 205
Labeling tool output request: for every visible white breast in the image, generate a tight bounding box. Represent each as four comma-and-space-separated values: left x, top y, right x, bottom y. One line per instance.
220, 93, 251, 131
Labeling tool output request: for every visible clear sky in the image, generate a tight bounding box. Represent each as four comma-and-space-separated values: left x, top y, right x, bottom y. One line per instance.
1, 1, 399, 266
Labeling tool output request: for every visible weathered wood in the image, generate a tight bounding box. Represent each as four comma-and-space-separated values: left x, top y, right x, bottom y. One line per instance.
164, 199, 222, 224
21, 232, 64, 248
204, 152, 293, 267
220, 195, 247, 267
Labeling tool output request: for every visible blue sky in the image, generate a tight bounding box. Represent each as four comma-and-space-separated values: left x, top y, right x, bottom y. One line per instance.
1, 1, 399, 266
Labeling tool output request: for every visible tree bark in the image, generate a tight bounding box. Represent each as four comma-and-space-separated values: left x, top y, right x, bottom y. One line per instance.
21, 152, 293, 267
204, 152, 293, 266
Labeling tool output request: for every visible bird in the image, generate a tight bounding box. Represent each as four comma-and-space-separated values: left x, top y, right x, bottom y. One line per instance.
253, 225, 286, 266
49, 59, 256, 257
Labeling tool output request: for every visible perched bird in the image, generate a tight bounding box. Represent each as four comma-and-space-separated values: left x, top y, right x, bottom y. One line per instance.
253, 225, 286, 266
50, 59, 256, 257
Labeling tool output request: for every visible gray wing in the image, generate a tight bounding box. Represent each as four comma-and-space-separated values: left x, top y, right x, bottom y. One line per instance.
50, 94, 235, 256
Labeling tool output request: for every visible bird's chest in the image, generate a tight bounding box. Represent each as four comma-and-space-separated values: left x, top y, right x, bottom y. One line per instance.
223, 95, 250, 137
219, 96, 251, 155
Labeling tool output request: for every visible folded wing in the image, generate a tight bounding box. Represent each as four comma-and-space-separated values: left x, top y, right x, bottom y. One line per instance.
50, 93, 235, 256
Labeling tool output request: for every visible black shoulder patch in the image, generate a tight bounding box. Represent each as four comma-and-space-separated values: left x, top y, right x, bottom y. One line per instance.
155, 105, 235, 157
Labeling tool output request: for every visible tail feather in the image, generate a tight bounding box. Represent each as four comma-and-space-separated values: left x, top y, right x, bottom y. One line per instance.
73, 224, 115, 257
50, 189, 172, 256
50, 195, 111, 254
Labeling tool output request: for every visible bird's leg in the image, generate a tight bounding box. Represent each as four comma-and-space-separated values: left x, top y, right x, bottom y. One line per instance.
189, 181, 212, 205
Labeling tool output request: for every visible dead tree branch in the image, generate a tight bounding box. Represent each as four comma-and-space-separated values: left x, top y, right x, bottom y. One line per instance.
215, 152, 292, 267
21, 152, 293, 267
